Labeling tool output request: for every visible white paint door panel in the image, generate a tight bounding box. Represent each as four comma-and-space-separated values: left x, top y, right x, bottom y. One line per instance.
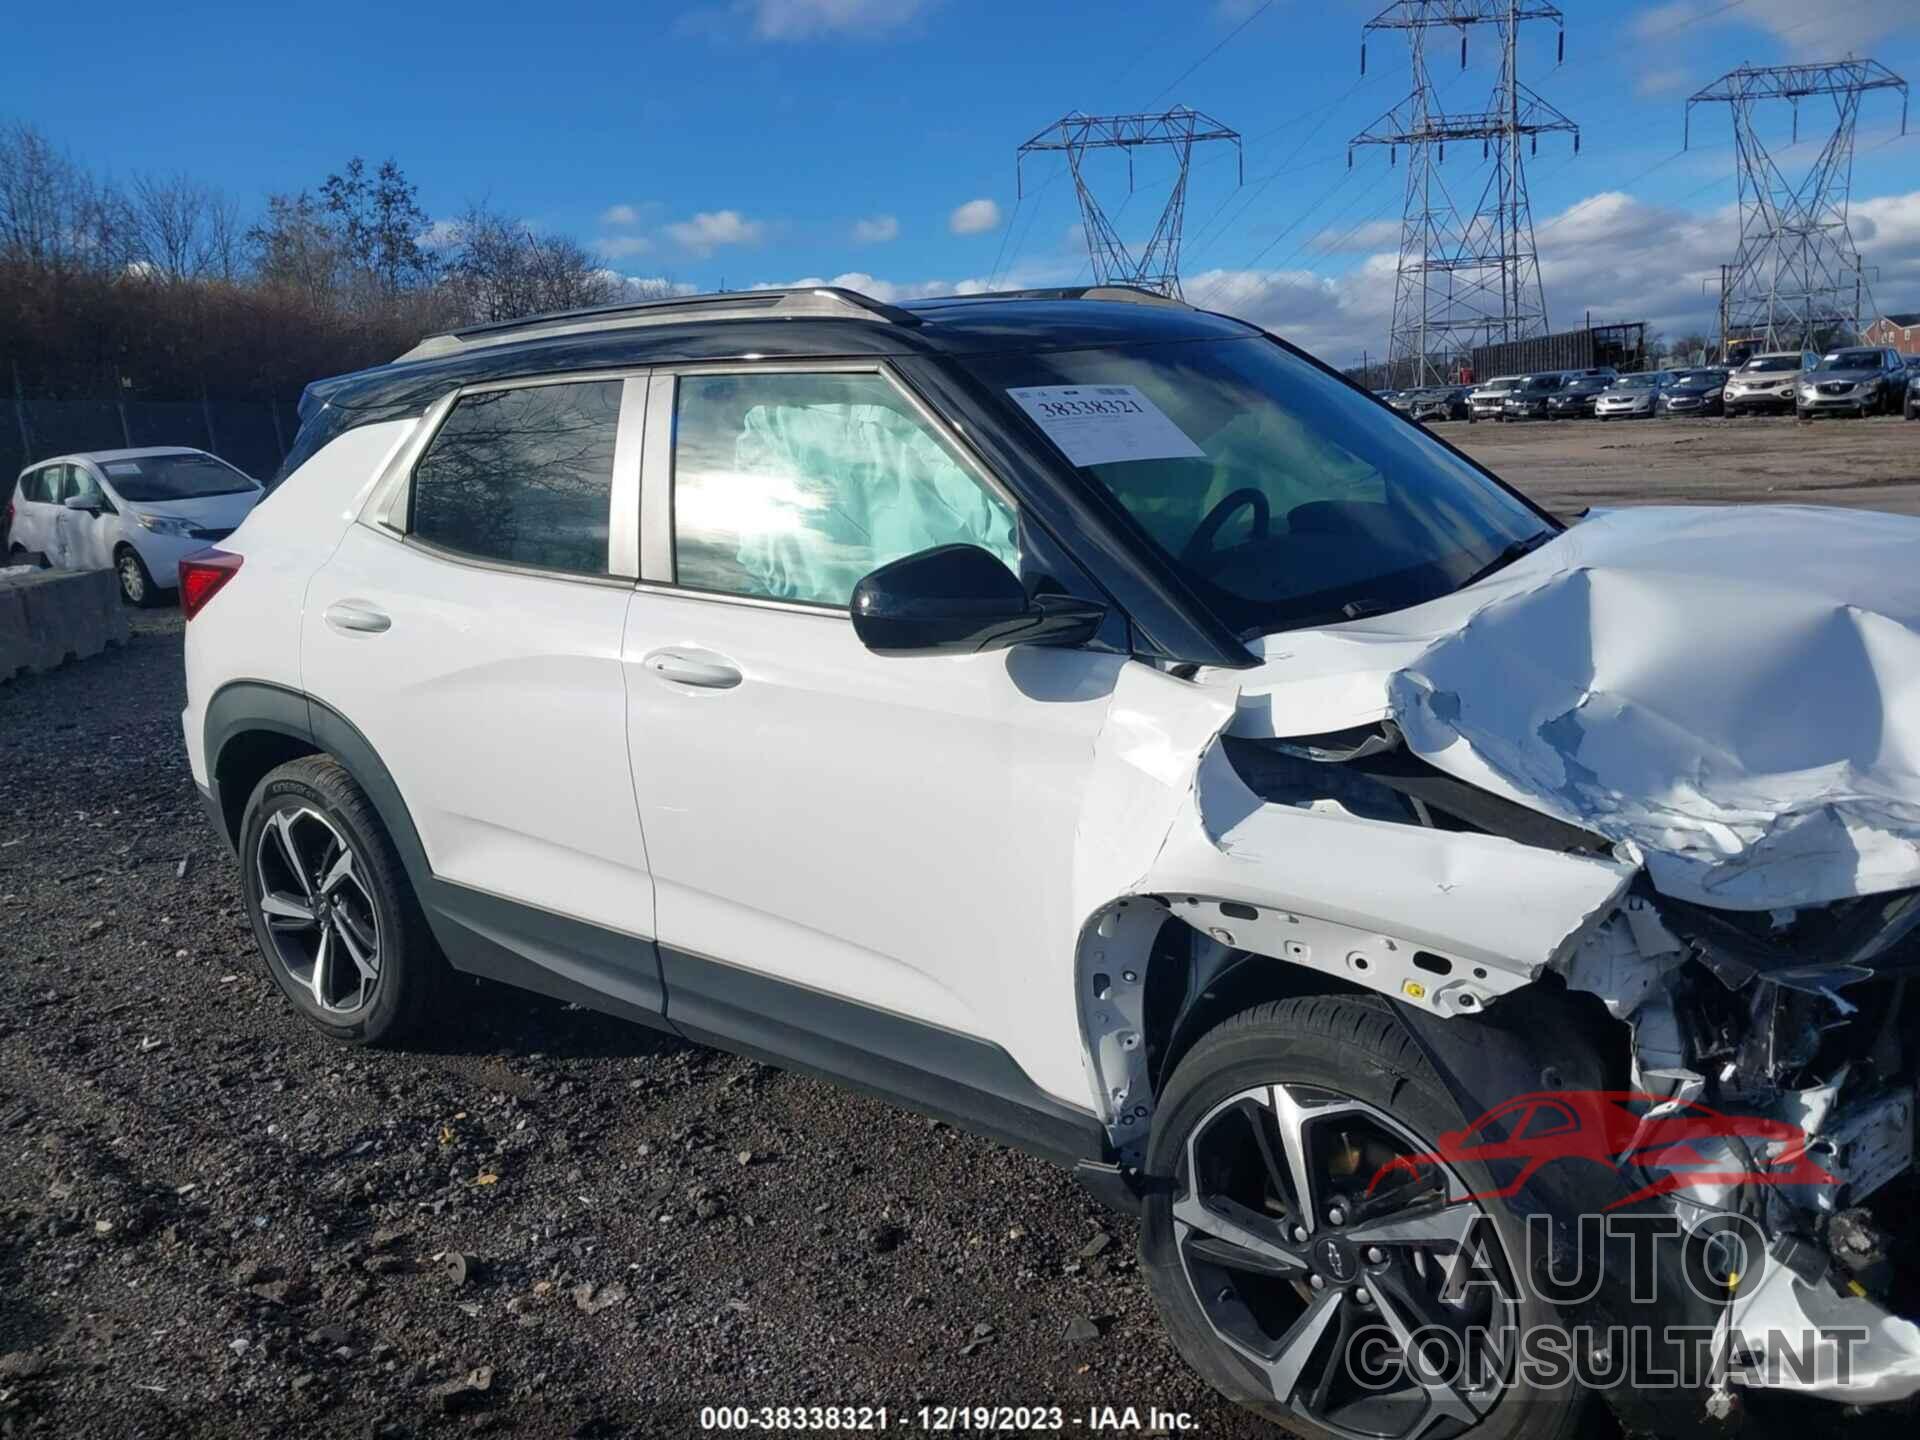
302, 524, 655, 939
621, 588, 1122, 1106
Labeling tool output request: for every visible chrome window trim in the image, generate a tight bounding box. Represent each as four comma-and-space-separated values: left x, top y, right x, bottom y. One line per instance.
634, 357, 1020, 602
631, 581, 857, 619
607, 376, 647, 579
353, 518, 638, 592
361, 369, 648, 582
640, 371, 676, 583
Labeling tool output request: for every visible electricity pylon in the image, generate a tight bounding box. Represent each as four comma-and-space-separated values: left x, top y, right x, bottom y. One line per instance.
1018, 108, 1242, 299
1686, 61, 1909, 350
1350, 1, 1577, 387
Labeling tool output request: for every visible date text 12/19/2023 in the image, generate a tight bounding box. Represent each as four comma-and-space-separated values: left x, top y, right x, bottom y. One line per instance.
698, 1405, 1202, 1431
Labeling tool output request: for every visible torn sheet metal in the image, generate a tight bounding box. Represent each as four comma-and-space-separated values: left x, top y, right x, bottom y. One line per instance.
1228, 505, 1920, 910
1072, 667, 1636, 1132
1154, 741, 1633, 978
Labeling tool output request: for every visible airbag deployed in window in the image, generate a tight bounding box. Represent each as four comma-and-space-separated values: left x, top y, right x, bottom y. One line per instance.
672, 372, 1018, 607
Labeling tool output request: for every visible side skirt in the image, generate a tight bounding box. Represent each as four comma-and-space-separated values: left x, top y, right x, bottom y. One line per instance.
657, 944, 1112, 1171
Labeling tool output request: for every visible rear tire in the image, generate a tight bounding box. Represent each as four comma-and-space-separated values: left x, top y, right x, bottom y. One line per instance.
240, 755, 445, 1045
1140, 996, 1590, 1440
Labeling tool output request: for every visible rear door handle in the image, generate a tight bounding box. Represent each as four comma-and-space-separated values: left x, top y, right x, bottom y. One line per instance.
643, 648, 741, 689
323, 600, 391, 635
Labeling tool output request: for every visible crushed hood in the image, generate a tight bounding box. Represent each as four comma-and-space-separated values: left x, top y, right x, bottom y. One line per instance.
1228, 505, 1920, 910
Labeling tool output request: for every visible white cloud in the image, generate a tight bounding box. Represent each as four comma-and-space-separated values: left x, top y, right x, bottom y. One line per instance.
604, 273, 701, 298
419, 218, 463, 251
1632, 0, 1915, 60
664, 209, 767, 256
1188, 185, 1920, 367
600, 203, 642, 226
1635, 67, 1692, 99
949, 198, 1003, 235
852, 214, 900, 244
596, 233, 655, 260
685, 0, 936, 42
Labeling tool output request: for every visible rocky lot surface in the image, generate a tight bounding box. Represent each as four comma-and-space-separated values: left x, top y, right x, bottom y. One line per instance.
1447, 411, 1920, 516
0, 615, 1274, 1438
4, 416, 1919, 1438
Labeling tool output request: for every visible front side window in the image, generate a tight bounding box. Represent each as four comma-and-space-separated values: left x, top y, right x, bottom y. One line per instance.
68, 467, 105, 505
963, 338, 1549, 637
410, 379, 622, 576
670, 370, 1018, 607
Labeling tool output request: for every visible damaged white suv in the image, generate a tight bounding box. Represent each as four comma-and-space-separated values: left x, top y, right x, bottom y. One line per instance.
183, 286, 1920, 1440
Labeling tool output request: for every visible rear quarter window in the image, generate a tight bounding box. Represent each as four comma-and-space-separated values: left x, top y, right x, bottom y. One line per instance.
408, 380, 622, 577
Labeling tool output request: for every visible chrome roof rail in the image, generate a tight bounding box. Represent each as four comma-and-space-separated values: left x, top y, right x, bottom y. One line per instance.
910, 285, 1195, 311
396, 287, 922, 363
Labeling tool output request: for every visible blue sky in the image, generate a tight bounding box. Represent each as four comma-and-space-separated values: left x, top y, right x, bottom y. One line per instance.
7, 0, 1920, 363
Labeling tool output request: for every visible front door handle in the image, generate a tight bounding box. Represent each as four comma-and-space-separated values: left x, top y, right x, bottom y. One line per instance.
643, 648, 741, 689
323, 600, 391, 635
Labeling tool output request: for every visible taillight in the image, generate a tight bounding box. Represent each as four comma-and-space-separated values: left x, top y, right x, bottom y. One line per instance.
179, 548, 243, 620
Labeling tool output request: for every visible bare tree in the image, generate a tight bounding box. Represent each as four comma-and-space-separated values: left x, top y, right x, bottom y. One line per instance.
131, 172, 239, 283
249, 191, 345, 300
440, 204, 671, 324
0, 120, 136, 275
321, 157, 435, 296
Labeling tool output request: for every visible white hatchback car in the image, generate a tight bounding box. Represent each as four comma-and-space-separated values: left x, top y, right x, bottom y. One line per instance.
181, 287, 1920, 1438
7, 447, 262, 605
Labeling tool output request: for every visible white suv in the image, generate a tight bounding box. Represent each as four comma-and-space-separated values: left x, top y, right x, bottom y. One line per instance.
182, 286, 1920, 1438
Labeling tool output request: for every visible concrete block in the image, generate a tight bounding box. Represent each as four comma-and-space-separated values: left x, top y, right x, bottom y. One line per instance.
0, 567, 132, 683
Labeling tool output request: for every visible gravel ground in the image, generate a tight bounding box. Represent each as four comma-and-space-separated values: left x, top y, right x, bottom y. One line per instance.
5, 416, 1919, 1439
0, 613, 1274, 1438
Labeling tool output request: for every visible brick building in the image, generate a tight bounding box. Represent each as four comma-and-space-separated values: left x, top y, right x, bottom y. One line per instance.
1862, 312, 1920, 348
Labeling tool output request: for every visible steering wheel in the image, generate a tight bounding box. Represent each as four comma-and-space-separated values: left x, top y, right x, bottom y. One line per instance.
1182, 487, 1271, 564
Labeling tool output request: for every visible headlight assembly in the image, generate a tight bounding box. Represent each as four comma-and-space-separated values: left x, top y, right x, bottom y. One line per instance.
136, 513, 198, 538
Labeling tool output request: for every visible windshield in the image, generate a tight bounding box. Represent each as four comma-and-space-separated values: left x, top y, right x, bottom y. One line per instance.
1565, 378, 1608, 393
1518, 376, 1560, 392
1673, 371, 1723, 386
1816, 349, 1880, 371
100, 453, 255, 502
1479, 378, 1519, 393
1611, 374, 1657, 389
1742, 356, 1800, 374
965, 337, 1552, 637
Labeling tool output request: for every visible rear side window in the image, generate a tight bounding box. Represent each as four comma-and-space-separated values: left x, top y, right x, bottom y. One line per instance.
410, 380, 622, 576
19, 465, 62, 503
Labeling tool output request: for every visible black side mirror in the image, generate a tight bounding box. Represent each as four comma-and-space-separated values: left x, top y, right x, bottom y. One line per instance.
850, 544, 1106, 657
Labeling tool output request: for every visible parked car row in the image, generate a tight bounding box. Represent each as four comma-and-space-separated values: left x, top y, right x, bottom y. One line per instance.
1371, 347, 1920, 426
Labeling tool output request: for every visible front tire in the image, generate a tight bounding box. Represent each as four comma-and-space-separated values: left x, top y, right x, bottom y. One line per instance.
1140, 997, 1589, 1440
240, 756, 443, 1045
115, 547, 159, 607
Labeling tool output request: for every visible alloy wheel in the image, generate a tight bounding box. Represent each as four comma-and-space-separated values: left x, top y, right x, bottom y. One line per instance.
118, 553, 146, 604
255, 806, 382, 1014
1173, 1083, 1519, 1440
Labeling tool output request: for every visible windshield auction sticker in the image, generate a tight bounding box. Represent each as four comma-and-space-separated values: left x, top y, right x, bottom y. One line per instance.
1007, 385, 1205, 467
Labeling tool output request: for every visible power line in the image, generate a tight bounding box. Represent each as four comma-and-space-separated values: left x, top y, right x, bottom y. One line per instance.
1144, 1, 1281, 111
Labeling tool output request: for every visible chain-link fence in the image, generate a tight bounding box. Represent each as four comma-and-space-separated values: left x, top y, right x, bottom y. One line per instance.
3, 393, 300, 487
